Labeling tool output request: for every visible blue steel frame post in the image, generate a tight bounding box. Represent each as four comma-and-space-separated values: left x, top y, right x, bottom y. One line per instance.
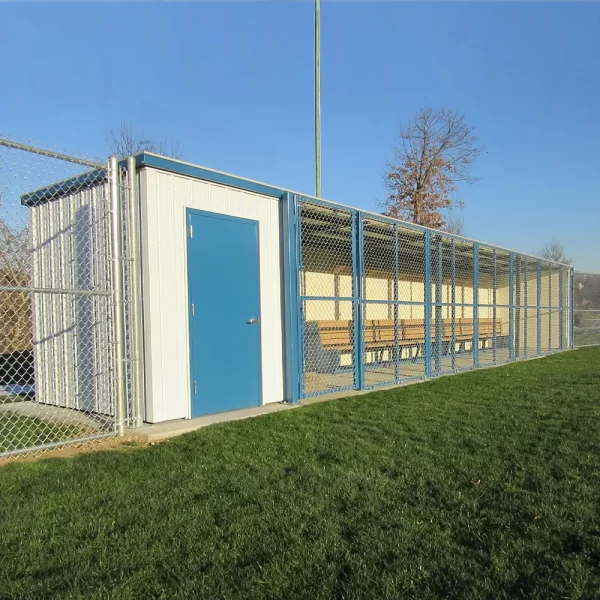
451, 239, 456, 372
523, 259, 528, 357
509, 252, 515, 361
281, 193, 302, 404
353, 211, 366, 390
473, 243, 480, 369
425, 230, 433, 377
492, 249, 497, 363
434, 235, 443, 375
297, 202, 305, 397
570, 268, 575, 349
559, 266, 564, 350
537, 259, 542, 356
548, 265, 553, 351
393, 224, 400, 383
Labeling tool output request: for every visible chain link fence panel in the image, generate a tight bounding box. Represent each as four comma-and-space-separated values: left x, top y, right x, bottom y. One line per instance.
297, 195, 573, 399
0, 136, 135, 459
574, 272, 600, 347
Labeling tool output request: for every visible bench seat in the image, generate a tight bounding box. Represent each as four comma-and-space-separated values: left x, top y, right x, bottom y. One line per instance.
317, 318, 504, 352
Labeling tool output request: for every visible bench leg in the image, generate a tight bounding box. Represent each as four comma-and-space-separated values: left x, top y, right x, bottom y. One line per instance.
411, 345, 417, 362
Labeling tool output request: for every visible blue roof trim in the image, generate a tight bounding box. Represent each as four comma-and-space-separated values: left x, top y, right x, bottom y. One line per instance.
136, 153, 286, 198
20, 169, 107, 206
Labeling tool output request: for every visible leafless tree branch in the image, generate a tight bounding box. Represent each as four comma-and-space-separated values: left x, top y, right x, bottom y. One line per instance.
382, 108, 483, 229
536, 240, 572, 265
107, 122, 182, 160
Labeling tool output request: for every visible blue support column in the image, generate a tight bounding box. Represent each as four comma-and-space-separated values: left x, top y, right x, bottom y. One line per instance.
570, 268, 575, 349
280, 193, 302, 404
297, 203, 305, 397
523, 259, 528, 357
537, 260, 542, 356
548, 265, 552, 351
393, 224, 400, 383
473, 243, 480, 369
353, 211, 366, 390
509, 252, 515, 361
559, 266, 564, 349
451, 239, 456, 372
492, 249, 497, 363
435, 235, 443, 375
425, 230, 432, 377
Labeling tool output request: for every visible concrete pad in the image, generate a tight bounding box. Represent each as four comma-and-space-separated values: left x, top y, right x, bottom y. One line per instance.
0, 399, 111, 430
128, 402, 298, 443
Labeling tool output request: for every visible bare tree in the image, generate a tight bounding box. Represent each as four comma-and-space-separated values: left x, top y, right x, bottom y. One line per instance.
382, 108, 483, 229
0, 189, 30, 278
108, 122, 182, 159
537, 240, 572, 265
0, 192, 32, 355
0, 218, 29, 276
441, 214, 465, 236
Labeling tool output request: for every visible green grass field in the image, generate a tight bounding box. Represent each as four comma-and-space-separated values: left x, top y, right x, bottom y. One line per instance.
1, 348, 600, 599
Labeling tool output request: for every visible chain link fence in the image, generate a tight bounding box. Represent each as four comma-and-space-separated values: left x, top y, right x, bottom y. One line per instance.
574, 272, 600, 347
297, 196, 573, 398
0, 136, 139, 459
0, 134, 587, 457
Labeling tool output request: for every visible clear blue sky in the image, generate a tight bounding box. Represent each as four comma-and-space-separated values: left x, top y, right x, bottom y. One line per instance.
2, 1, 598, 270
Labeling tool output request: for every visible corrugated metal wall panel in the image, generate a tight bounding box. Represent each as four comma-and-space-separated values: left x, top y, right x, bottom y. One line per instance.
30, 182, 113, 415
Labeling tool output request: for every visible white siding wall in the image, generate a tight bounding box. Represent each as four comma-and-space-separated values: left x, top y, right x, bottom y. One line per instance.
140, 168, 284, 423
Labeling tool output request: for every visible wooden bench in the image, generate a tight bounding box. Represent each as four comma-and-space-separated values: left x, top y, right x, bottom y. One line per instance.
317, 317, 504, 354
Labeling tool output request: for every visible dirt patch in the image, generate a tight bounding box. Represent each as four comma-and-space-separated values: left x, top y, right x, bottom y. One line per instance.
0, 435, 167, 467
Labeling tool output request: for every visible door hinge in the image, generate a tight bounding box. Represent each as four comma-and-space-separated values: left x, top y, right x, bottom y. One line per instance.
189, 224, 194, 239
191, 303, 195, 317
193, 381, 197, 394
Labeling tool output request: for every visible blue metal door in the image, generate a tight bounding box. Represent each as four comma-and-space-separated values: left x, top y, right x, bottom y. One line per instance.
187, 210, 262, 416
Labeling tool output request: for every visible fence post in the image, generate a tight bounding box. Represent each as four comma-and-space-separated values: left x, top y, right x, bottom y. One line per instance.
109, 155, 128, 435
492, 249, 497, 363
451, 239, 456, 372
354, 211, 365, 390
393, 224, 400, 383
509, 252, 515, 361
537, 259, 542, 356
425, 230, 432, 377
127, 156, 144, 427
434, 235, 443, 375
559, 266, 564, 349
548, 265, 552, 351
570, 268, 575, 349
523, 258, 529, 357
473, 243, 480, 369
281, 192, 302, 403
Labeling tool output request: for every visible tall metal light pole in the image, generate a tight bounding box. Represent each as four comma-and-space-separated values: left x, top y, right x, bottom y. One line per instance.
315, 0, 322, 198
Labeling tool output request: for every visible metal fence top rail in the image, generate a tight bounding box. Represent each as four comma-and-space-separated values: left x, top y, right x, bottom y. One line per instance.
0, 138, 104, 169
10, 145, 572, 270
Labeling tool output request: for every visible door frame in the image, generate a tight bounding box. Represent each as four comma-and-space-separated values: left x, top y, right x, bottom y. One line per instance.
185, 207, 263, 417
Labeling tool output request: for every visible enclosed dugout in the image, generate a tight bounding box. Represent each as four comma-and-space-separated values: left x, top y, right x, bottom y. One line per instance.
24, 153, 573, 424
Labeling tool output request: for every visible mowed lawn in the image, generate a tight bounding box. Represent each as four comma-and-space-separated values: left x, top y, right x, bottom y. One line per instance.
1, 348, 600, 599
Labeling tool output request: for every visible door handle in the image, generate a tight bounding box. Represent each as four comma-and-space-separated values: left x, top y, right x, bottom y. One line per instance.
246, 317, 259, 325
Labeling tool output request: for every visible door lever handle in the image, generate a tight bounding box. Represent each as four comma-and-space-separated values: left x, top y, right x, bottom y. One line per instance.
246, 317, 259, 325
